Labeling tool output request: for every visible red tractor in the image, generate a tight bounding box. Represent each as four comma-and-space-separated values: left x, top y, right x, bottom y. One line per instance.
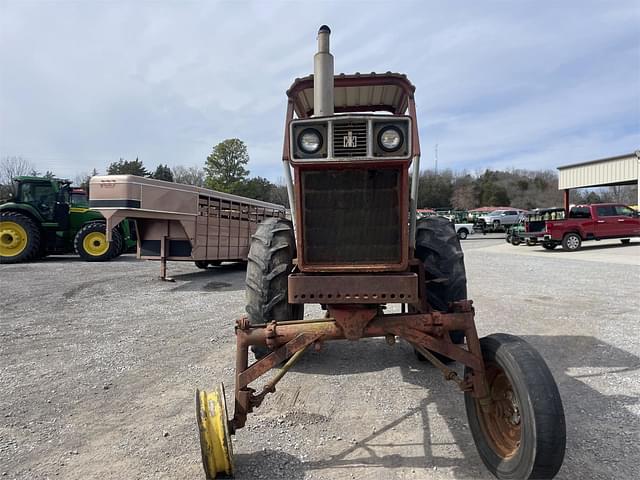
196, 26, 566, 479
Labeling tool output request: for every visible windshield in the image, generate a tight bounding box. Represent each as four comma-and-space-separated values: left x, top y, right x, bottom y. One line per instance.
71, 192, 88, 206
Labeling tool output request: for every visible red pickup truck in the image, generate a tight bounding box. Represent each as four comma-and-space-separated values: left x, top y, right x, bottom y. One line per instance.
542, 203, 640, 251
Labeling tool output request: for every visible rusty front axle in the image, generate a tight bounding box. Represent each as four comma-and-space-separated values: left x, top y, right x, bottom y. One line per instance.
230, 300, 487, 431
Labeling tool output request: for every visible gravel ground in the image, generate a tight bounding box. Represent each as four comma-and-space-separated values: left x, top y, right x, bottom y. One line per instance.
1, 234, 639, 479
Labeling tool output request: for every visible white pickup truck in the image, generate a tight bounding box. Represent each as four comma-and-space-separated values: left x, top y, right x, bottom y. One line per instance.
454, 223, 475, 240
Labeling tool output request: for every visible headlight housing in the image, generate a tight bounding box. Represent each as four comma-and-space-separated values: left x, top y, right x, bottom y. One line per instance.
297, 128, 323, 154
377, 125, 404, 152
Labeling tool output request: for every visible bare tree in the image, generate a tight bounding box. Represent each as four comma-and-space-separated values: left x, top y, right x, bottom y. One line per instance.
172, 165, 206, 187
602, 185, 637, 205
74, 168, 99, 193
0, 156, 36, 185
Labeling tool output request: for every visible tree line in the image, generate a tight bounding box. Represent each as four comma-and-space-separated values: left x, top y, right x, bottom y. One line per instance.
416, 168, 637, 210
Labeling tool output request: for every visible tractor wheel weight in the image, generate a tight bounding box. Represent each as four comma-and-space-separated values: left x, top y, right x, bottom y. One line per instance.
196, 384, 234, 479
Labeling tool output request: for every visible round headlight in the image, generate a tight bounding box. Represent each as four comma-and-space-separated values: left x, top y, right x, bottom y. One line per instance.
298, 128, 323, 154
377, 126, 403, 152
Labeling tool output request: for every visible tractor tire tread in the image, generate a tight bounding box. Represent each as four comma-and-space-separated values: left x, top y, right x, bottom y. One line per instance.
0, 211, 41, 264
74, 221, 122, 262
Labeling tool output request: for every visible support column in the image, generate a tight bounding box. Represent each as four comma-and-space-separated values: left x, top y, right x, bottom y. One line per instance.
636, 150, 640, 207
159, 233, 174, 282
563, 189, 570, 216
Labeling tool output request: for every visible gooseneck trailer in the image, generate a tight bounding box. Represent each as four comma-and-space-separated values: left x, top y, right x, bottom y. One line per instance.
89, 175, 285, 279
195, 26, 566, 480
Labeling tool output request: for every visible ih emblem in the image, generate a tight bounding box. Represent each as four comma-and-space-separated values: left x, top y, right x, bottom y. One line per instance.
343, 131, 357, 148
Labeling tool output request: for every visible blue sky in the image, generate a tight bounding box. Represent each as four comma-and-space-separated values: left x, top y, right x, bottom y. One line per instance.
1, 0, 638, 182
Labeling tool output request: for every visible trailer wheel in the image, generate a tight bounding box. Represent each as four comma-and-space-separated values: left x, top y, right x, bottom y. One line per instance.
457, 228, 468, 240
541, 242, 557, 250
465, 334, 565, 479
561, 232, 581, 251
246, 218, 303, 359
74, 222, 122, 261
621, 239, 631, 245
0, 211, 41, 264
195, 261, 209, 269
511, 236, 521, 246
414, 216, 467, 362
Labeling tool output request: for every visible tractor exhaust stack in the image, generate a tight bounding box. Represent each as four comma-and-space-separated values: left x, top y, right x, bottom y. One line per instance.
313, 25, 334, 117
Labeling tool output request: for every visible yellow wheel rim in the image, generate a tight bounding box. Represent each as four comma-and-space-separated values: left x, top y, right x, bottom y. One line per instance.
0, 221, 29, 257
196, 384, 234, 478
82, 231, 109, 256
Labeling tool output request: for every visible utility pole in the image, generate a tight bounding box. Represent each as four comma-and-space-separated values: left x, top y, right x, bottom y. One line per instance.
434, 144, 439, 176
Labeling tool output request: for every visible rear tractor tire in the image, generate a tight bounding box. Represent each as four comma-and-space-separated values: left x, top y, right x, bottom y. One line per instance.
465, 334, 566, 479
74, 222, 122, 262
414, 216, 467, 363
0, 211, 41, 264
245, 218, 303, 359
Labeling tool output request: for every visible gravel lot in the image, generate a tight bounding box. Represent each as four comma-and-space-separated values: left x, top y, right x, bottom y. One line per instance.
1, 235, 639, 479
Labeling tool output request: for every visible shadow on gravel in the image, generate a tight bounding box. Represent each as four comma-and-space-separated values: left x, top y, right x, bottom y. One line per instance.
538, 241, 637, 252
170, 262, 247, 292
34, 254, 139, 263
277, 335, 640, 478
234, 450, 305, 479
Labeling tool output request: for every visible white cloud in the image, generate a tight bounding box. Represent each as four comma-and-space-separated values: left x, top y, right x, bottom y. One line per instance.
0, 0, 638, 180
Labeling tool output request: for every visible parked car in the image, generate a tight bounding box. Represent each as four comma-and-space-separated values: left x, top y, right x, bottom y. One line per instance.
542, 203, 640, 251
477, 209, 525, 231
454, 222, 475, 240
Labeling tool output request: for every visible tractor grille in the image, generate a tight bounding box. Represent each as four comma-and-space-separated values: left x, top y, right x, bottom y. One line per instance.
301, 168, 402, 266
333, 121, 368, 157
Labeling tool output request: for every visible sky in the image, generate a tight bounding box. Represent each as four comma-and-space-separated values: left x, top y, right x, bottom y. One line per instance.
1, 0, 639, 182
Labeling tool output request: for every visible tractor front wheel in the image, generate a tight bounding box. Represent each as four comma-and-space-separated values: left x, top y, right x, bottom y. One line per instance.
245, 218, 303, 359
196, 384, 234, 478
0, 211, 41, 264
74, 222, 122, 261
465, 334, 565, 479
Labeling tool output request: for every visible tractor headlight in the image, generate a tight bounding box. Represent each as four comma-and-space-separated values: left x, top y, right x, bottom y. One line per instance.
377, 126, 403, 152
298, 128, 323, 154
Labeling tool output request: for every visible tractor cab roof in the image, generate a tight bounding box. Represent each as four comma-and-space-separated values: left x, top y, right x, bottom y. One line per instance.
14, 176, 71, 185
287, 72, 416, 118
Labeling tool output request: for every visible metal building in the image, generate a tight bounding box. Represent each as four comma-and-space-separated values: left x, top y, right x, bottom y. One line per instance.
557, 151, 640, 211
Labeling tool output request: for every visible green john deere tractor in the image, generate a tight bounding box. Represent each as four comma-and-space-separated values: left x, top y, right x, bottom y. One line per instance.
0, 176, 136, 264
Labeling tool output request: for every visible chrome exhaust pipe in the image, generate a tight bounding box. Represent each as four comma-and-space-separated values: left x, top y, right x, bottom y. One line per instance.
313, 25, 334, 117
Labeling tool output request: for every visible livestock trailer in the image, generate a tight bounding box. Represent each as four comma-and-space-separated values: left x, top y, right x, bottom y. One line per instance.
89, 175, 285, 278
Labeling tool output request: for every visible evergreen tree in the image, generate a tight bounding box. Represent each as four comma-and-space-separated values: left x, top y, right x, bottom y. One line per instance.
152, 164, 174, 182
107, 157, 149, 176
205, 139, 250, 192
